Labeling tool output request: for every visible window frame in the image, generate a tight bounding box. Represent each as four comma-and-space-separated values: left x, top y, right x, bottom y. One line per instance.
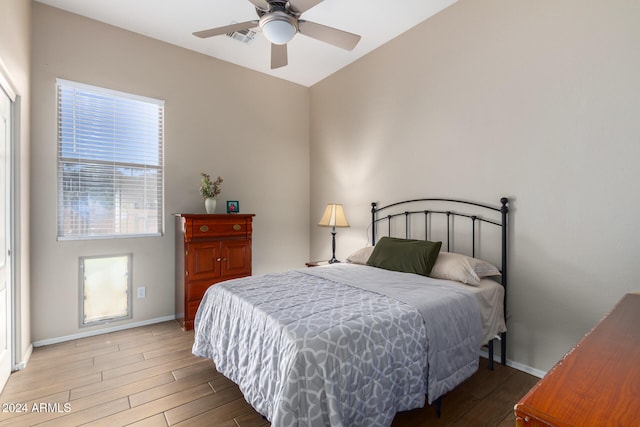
56, 79, 164, 241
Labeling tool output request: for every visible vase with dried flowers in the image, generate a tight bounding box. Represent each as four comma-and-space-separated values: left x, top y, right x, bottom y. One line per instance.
200, 173, 223, 214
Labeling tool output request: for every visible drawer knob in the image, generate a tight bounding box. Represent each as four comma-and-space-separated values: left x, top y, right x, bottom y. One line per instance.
233, 224, 241, 231
200, 225, 209, 232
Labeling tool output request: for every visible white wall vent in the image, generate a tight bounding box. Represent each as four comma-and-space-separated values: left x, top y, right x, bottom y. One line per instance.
226, 28, 258, 44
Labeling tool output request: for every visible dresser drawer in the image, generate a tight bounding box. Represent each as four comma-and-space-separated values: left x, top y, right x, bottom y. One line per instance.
191, 218, 251, 239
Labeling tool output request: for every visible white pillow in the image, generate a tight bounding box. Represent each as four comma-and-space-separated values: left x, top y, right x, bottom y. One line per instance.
346, 246, 375, 265
430, 252, 500, 286
470, 256, 502, 278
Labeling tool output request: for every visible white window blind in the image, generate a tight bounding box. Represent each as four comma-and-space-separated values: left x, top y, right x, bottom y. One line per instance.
57, 79, 164, 240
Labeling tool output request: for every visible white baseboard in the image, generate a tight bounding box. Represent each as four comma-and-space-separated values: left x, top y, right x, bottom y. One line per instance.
479, 350, 546, 378
13, 344, 33, 371
31, 315, 177, 348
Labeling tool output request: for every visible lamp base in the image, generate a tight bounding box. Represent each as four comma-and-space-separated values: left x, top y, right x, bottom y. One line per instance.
328, 229, 340, 264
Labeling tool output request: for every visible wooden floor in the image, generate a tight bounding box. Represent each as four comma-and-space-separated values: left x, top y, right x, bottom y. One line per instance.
0, 321, 539, 426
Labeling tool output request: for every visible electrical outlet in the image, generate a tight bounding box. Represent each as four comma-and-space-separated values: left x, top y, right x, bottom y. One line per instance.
137, 286, 146, 298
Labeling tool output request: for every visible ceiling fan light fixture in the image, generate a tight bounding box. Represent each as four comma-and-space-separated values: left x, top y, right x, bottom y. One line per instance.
259, 11, 298, 45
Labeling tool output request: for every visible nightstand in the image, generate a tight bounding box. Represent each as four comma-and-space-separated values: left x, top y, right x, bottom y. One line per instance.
305, 260, 330, 267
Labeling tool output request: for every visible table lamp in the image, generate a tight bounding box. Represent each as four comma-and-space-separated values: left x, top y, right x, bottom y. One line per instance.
318, 203, 350, 263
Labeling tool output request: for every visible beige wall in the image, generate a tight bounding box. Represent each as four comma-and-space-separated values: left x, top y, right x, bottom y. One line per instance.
310, 0, 640, 372
30, 3, 310, 342
0, 0, 31, 367
26, 0, 640, 374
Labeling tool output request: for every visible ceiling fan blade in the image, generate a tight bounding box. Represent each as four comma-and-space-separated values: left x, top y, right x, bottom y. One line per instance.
271, 43, 288, 69
298, 20, 361, 51
193, 21, 258, 38
289, 0, 324, 14
247, 0, 270, 11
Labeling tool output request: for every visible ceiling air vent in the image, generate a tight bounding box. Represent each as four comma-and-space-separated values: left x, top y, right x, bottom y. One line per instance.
226, 27, 258, 44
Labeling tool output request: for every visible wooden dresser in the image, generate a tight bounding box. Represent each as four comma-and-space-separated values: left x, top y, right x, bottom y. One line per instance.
514, 293, 640, 426
175, 213, 254, 330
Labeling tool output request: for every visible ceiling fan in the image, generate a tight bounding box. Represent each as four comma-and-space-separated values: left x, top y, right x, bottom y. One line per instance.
193, 0, 362, 69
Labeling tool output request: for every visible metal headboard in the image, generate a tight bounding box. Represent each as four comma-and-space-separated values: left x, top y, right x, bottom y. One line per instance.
370, 197, 509, 366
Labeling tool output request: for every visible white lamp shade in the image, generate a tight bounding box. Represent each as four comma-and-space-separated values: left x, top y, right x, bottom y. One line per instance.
318, 204, 350, 228
260, 13, 297, 45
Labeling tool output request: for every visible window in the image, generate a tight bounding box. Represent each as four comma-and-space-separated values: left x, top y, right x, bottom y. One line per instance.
57, 79, 164, 240
80, 254, 132, 326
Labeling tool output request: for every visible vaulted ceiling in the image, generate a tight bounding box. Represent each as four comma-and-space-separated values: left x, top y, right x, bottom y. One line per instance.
35, 0, 457, 87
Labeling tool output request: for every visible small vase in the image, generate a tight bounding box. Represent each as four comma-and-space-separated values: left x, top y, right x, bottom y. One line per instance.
204, 197, 217, 214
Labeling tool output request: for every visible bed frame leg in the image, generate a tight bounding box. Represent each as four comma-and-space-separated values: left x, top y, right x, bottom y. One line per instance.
501, 332, 507, 365
435, 396, 442, 418
488, 339, 494, 371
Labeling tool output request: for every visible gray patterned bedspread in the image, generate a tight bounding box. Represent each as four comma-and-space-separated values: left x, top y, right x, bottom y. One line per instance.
192, 263, 482, 427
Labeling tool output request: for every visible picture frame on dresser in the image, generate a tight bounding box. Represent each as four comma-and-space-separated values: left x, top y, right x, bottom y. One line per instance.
226, 200, 239, 213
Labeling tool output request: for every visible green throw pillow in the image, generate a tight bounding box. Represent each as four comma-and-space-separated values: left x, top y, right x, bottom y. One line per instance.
366, 237, 442, 276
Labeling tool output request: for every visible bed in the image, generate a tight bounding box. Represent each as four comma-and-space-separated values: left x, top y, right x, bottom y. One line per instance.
192, 197, 509, 426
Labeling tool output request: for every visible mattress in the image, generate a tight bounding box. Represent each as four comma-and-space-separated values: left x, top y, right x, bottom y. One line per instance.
447, 277, 506, 345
